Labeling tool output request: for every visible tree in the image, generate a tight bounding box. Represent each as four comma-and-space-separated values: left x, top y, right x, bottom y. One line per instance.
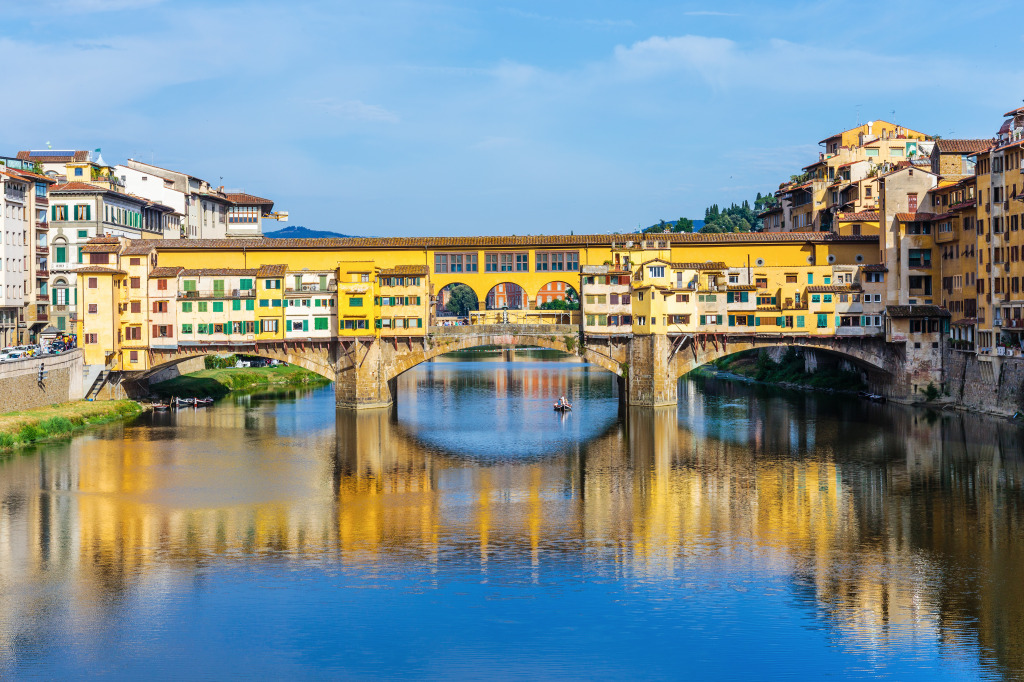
673, 217, 694, 233
643, 219, 668, 234
444, 284, 478, 317
539, 286, 580, 310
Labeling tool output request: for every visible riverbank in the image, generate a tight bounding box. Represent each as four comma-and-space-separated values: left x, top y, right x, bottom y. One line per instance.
149, 365, 330, 399
0, 399, 142, 450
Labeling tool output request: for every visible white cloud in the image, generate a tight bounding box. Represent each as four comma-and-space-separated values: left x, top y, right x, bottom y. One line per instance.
311, 99, 400, 124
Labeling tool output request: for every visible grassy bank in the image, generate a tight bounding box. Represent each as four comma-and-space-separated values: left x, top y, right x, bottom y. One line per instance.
708, 348, 866, 392
0, 399, 142, 450
150, 365, 330, 399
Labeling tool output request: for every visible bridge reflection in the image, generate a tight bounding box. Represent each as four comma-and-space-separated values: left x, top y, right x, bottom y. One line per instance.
0, 390, 1022, 676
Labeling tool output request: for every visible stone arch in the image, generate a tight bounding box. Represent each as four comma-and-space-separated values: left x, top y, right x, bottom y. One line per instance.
434, 282, 483, 319
138, 346, 338, 384
384, 332, 623, 382
670, 333, 897, 385
484, 282, 527, 310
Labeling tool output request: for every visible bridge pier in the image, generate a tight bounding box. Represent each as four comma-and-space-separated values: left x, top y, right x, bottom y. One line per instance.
627, 334, 678, 407
335, 340, 396, 410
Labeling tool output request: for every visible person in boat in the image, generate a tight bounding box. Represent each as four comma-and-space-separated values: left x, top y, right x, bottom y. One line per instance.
554, 396, 566, 409
562, 396, 571, 409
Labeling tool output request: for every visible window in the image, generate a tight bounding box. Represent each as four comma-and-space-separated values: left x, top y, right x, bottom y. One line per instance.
785, 274, 797, 283
181, 301, 192, 312
153, 301, 168, 313
55, 246, 67, 263
535, 251, 579, 272
131, 301, 141, 314
314, 317, 329, 330
212, 302, 224, 312
88, 304, 98, 314
157, 279, 168, 291
198, 302, 207, 312
350, 297, 363, 307
130, 277, 140, 288
434, 252, 478, 273
240, 278, 253, 290
908, 249, 931, 267
648, 266, 665, 278
77, 230, 88, 239
183, 280, 196, 292
816, 314, 828, 328
85, 334, 98, 344
756, 277, 768, 288
265, 279, 281, 289
246, 299, 254, 311
129, 351, 138, 363
88, 277, 97, 289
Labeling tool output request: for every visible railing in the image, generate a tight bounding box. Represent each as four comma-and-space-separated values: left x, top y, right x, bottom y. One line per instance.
36, 293, 48, 301
286, 284, 337, 293
35, 221, 47, 231
430, 323, 578, 335
465, 310, 581, 326
36, 269, 48, 277
35, 246, 47, 255
178, 289, 256, 299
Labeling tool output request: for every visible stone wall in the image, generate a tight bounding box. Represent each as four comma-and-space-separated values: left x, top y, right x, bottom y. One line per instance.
0, 349, 83, 413
945, 348, 1024, 417
145, 356, 206, 384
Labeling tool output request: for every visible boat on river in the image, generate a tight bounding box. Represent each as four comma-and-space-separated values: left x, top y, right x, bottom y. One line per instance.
151, 402, 171, 411
174, 397, 195, 407
554, 403, 572, 412
194, 397, 214, 406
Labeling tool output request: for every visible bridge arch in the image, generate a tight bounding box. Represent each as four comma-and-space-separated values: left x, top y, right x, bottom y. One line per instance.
669, 333, 897, 384
484, 282, 527, 310
384, 330, 623, 383
137, 345, 339, 384
534, 280, 578, 307
434, 282, 484, 318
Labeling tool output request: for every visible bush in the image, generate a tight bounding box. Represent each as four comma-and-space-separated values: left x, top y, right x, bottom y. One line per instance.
18, 423, 43, 443
0, 432, 14, 449
923, 382, 940, 401
39, 416, 74, 435
205, 354, 238, 370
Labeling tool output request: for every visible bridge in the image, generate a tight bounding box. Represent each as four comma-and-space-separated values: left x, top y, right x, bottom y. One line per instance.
122, 323, 906, 408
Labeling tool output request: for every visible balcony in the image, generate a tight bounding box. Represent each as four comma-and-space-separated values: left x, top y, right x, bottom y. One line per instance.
52, 305, 67, 313
178, 289, 256, 299
36, 293, 48, 302
36, 269, 49, 278
35, 246, 48, 255
286, 284, 338, 294
35, 221, 47, 231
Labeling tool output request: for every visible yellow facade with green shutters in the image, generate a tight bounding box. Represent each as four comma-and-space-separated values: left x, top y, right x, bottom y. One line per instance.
76, 232, 884, 372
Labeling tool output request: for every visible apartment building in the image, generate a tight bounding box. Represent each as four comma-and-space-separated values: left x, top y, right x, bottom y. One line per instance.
48, 182, 174, 333
580, 265, 632, 335
0, 170, 30, 346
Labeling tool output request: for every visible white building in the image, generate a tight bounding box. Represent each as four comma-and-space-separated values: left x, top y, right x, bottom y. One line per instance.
0, 170, 30, 346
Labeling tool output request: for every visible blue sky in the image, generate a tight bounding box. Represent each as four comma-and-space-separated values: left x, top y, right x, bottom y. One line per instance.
4, 0, 1021, 236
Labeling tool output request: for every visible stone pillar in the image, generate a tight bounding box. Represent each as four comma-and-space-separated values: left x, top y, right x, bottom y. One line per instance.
335, 339, 395, 409
627, 334, 677, 407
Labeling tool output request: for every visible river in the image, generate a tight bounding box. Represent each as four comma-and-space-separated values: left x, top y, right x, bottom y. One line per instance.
0, 350, 1022, 680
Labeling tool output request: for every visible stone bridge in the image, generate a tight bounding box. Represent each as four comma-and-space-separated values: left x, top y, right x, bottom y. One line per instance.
123, 323, 919, 408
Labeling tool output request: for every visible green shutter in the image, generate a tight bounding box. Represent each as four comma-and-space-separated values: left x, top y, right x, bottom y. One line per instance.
183, 280, 196, 292
777, 316, 784, 326
240, 278, 253, 290
232, 299, 241, 311
51, 205, 56, 220
302, 319, 308, 332
728, 315, 735, 327
74, 288, 77, 305
213, 302, 223, 312
55, 247, 66, 263
246, 299, 254, 310
51, 289, 57, 305
836, 315, 840, 327
85, 205, 91, 220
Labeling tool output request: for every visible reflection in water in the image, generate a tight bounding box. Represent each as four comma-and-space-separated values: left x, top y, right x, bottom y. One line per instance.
0, 351, 1021, 678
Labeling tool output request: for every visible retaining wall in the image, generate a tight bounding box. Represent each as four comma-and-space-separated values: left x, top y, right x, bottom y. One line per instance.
0, 349, 84, 413
945, 348, 1024, 417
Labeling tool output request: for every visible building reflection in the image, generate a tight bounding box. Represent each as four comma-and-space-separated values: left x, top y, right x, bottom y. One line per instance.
0, 376, 1022, 676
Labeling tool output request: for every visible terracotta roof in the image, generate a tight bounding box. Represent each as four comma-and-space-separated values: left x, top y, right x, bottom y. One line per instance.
122, 241, 157, 255
757, 205, 783, 216
935, 139, 991, 154
180, 268, 258, 277
896, 212, 948, 222
149, 266, 184, 278
861, 264, 888, 272
379, 264, 429, 276
50, 181, 109, 193
837, 211, 879, 222
670, 261, 727, 270
0, 169, 30, 184
224, 192, 274, 207
73, 266, 125, 275
950, 200, 976, 211
139, 232, 878, 251
17, 150, 89, 163
806, 284, 861, 293
727, 285, 757, 291
81, 244, 120, 253
257, 264, 288, 277
886, 305, 950, 318
7, 169, 56, 183
951, 317, 978, 326
88, 235, 121, 244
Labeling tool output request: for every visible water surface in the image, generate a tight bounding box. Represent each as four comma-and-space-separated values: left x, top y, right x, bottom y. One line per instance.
0, 350, 1021, 679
